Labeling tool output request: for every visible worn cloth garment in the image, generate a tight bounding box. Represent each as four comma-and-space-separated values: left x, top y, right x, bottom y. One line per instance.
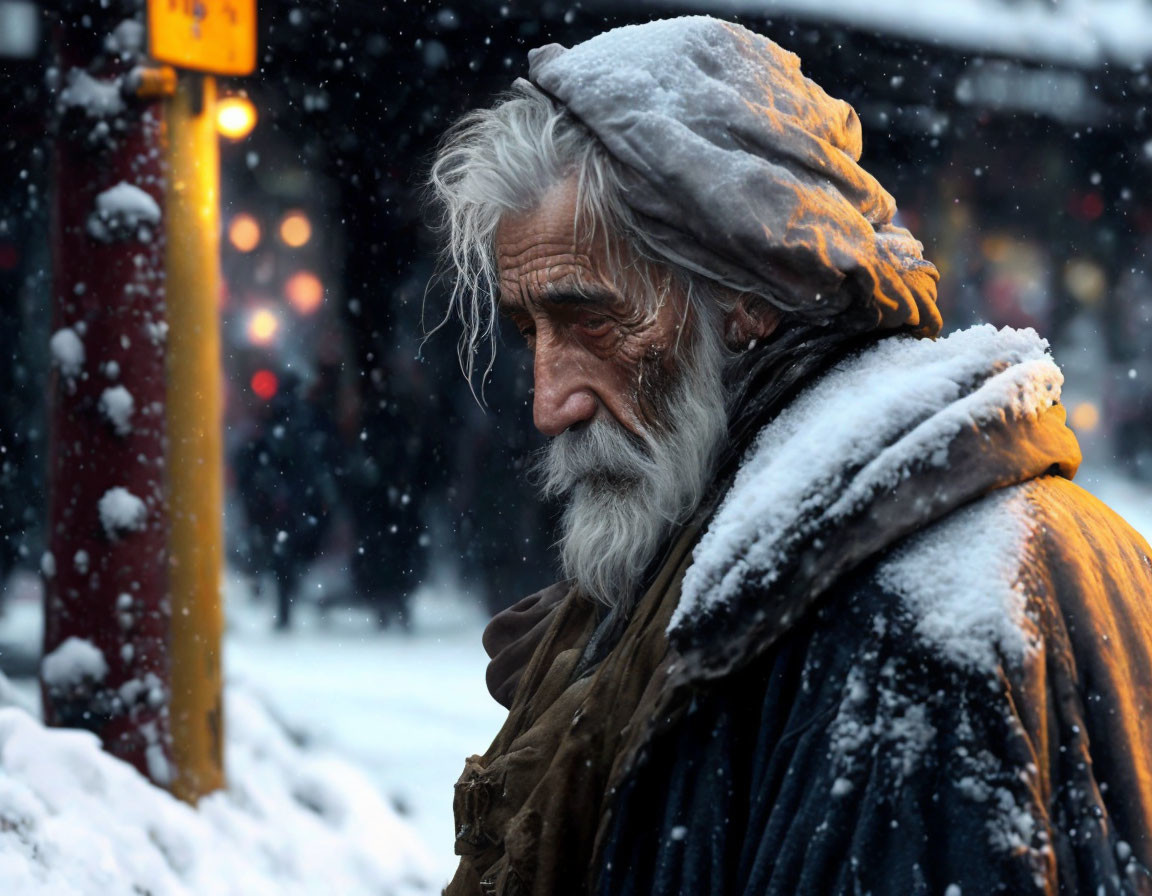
446, 325, 1152, 896
526, 17, 941, 337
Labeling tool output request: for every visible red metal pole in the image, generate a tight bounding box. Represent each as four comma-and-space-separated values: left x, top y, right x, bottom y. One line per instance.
44, 6, 173, 785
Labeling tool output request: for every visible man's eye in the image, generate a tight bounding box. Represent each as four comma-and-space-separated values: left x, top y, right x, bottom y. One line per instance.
517, 324, 536, 344
580, 316, 613, 335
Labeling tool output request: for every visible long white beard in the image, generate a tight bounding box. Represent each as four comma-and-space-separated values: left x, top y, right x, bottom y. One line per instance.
536, 325, 729, 610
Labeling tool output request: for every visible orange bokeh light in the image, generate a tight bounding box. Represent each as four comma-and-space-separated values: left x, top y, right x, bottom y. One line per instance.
1070, 401, 1100, 432
285, 270, 324, 314
247, 308, 280, 345
216, 95, 257, 140
279, 211, 312, 248
228, 213, 261, 253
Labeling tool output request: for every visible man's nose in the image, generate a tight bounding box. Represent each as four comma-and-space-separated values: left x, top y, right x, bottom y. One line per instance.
532, 348, 597, 437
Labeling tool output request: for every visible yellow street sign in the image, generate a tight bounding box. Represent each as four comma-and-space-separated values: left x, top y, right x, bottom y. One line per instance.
148, 0, 256, 76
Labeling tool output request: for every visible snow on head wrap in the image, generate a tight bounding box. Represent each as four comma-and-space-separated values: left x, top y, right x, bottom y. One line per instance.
526, 16, 942, 336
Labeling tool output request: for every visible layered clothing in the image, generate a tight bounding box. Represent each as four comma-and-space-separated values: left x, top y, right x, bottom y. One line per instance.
446, 326, 1152, 896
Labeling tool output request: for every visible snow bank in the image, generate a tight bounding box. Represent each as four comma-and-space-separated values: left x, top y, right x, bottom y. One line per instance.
97, 487, 147, 537
0, 680, 438, 896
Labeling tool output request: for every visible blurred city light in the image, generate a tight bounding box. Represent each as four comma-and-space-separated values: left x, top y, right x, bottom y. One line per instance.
1064, 258, 1107, 307
250, 369, 278, 400
285, 270, 324, 314
1071, 191, 1105, 222
1071, 401, 1101, 432
0, 242, 19, 271
216, 95, 257, 140
246, 308, 280, 345
278, 210, 312, 248
0, 0, 39, 58
227, 213, 261, 253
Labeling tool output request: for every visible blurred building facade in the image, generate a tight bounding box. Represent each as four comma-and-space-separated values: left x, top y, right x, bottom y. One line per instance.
2, 0, 1151, 628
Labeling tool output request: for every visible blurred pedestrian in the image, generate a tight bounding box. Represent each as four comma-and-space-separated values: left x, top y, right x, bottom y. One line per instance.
234, 372, 340, 629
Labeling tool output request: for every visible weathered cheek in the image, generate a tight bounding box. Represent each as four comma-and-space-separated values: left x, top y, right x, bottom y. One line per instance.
614, 315, 675, 365
633, 345, 679, 430
600, 316, 676, 415
601, 335, 649, 389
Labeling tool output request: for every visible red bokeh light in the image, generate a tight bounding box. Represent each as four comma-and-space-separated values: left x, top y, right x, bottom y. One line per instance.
250, 369, 278, 401
1080, 193, 1105, 221
0, 243, 19, 271
1068, 191, 1105, 222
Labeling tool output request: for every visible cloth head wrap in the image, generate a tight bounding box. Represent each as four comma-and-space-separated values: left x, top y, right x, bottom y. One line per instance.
526, 16, 942, 336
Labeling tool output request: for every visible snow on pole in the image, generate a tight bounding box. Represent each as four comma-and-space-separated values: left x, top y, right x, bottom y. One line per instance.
44, 6, 173, 787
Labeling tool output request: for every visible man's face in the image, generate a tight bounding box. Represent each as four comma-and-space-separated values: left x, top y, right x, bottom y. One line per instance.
496, 177, 689, 439
495, 177, 732, 606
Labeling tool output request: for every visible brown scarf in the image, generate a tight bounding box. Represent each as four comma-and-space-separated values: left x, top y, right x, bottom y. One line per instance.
445, 522, 701, 895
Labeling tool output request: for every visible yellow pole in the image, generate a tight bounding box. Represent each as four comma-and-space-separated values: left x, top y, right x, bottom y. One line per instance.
164, 73, 226, 802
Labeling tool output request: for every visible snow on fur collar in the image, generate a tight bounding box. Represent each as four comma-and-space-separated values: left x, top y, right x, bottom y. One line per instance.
667, 325, 1082, 678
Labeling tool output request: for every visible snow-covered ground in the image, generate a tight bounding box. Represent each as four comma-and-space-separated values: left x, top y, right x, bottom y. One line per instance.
0, 571, 507, 890
0, 680, 439, 895
222, 572, 507, 883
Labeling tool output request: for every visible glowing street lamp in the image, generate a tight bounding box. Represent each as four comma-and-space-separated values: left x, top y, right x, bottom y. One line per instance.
246, 307, 280, 345
278, 210, 312, 248
285, 270, 323, 314
227, 213, 261, 253
216, 95, 257, 140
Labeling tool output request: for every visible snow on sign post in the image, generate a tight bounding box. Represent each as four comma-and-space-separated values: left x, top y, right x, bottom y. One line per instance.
45, 11, 173, 786
147, 0, 257, 77
45, 1, 253, 803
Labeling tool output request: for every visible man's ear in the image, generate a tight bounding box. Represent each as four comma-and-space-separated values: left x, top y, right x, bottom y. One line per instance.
723, 293, 782, 350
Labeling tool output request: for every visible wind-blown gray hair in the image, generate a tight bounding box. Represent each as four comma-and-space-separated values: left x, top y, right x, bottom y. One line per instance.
428, 80, 730, 386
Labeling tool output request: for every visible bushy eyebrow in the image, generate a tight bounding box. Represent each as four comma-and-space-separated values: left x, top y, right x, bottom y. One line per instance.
496, 298, 519, 319
498, 285, 620, 316
542, 286, 619, 309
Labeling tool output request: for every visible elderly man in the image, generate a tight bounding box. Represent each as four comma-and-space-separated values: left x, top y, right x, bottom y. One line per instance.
430, 17, 1152, 896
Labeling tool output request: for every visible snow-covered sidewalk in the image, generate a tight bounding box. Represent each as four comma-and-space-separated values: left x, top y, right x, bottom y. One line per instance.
222, 577, 508, 883
0, 677, 439, 895
0, 575, 508, 892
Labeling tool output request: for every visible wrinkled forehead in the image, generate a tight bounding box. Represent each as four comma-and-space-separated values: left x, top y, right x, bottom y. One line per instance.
493, 176, 687, 321
496, 178, 581, 259
495, 179, 614, 309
